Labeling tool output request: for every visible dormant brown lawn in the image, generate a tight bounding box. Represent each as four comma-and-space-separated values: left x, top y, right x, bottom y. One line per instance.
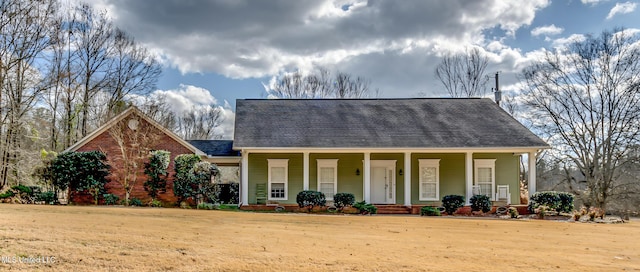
0, 204, 638, 271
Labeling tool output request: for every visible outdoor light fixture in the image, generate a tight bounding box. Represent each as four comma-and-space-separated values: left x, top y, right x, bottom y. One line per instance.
356, 168, 360, 176
399, 169, 403, 176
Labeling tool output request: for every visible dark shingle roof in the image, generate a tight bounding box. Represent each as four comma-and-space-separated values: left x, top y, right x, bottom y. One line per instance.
187, 140, 240, 156
233, 98, 548, 149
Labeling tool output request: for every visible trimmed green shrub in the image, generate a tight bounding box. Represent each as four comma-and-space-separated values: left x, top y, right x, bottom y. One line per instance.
528, 191, 574, 213
11, 185, 32, 195
353, 201, 377, 215
296, 190, 326, 212
36, 191, 56, 204
129, 198, 143, 207
103, 194, 120, 205
173, 154, 202, 203
0, 191, 15, 199
144, 150, 171, 200
50, 151, 110, 205
557, 192, 574, 213
441, 195, 465, 215
420, 206, 441, 216
333, 192, 355, 211
470, 194, 491, 213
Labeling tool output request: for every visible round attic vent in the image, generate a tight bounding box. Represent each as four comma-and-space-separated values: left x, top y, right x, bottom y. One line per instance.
128, 119, 139, 130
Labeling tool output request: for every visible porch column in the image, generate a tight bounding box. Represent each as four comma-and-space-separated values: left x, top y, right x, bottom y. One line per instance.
303, 151, 310, 190
404, 152, 411, 207
363, 152, 371, 203
465, 151, 473, 205
241, 150, 249, 205
528, 151, 537, 197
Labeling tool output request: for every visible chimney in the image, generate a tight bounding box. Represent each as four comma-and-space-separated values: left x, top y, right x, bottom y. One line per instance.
494, 72, 501, 106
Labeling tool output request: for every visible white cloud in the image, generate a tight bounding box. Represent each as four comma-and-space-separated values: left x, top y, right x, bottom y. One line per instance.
103, 0, 550, 82
581, 0, 609, 6
552, 34, 587, 48
154, 84, 217, 114
606, 2, 637, 19
531, 24, 564, 37
149, 84, 234, 139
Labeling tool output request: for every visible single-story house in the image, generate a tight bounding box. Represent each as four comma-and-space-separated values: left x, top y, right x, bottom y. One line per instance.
233, 98, 549, 209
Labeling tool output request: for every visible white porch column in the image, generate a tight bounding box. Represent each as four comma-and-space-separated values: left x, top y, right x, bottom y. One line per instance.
404, 152, 411, 207
528, 151, 537, 197
303, 151, 310, 190
241, 150, 249, 205
465, 151, 473, 205
363, 152, 371, 203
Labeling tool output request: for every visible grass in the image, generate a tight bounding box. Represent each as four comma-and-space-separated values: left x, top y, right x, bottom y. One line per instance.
0, 204, 638, 271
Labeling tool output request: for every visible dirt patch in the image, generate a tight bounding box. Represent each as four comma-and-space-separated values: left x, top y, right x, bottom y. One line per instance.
0, 204, 638, 271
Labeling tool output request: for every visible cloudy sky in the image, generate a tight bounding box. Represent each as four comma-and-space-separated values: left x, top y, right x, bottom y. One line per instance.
92, 0, 639, 138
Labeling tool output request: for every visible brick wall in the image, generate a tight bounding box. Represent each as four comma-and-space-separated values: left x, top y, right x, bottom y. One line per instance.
71, 113, 193, 205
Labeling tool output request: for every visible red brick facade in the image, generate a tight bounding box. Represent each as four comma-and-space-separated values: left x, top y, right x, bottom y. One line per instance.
71, 112, 194, 205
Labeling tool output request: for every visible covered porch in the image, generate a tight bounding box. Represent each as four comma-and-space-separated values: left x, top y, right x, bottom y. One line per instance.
239, 148, 539, 208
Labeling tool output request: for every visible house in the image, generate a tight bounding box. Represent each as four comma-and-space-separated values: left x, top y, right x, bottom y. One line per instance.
233, 98, 549, 211
64, 107, 240, 204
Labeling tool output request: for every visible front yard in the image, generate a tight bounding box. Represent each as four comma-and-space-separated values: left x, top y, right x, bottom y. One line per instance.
0, 204, 638, 271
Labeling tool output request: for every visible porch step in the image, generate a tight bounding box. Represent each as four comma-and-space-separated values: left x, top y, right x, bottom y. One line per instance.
375, 205, 411, 214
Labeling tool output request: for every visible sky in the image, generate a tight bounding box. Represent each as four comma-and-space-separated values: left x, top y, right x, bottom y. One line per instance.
89, 0, 639, 139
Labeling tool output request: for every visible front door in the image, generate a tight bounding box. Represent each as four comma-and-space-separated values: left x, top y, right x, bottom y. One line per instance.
370, 160, 395, 204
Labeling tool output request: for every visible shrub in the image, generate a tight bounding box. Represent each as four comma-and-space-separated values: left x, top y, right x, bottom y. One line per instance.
0, 191, 15, 199
173, 154, 202, 203
470, 194, 491, 213
50, 151, 110, 205
535, 205, 550, 219
588, 207, 605, 221
353, 201, 377, 215
296, 190, 326, 212
333, 193, 355, 211
149, 199, 163, 207
420, 206, 441, 216
103, 194, 120, 205
129, 198, 143, 207
528, 191, 574, 213
37, 191, 56, 204
557, 192, 574, 213
508, 207, 519, 218
11, 185, 32, 195
441, 195, 465, 215
144, 150, 171, 201
197, 203, 218, 210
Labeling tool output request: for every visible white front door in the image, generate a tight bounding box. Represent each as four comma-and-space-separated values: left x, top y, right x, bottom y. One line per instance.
370, 160, 395, 204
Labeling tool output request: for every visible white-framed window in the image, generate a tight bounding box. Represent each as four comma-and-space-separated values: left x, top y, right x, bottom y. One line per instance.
419, 159, 440, 201
474, 159, 496, 200
267, 159, 288, 200
317, 159, 338, 200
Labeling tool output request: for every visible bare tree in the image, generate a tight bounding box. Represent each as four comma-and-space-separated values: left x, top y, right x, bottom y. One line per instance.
73, 4, 113, 138
108, 111, 161, 206
105, 28, 161, 115
522, 28, 640, 210
0, 0, 57, 189
267, 67, 376, 98
435, 47, 489, 97
177, 106, 224, 140
136, 94, 177, 131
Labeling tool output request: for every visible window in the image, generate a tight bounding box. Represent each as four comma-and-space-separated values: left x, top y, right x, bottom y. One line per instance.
268, 159, 288, 200
317, 159, 338, 200
419, 159, 440, 201
474, 159, 496, 200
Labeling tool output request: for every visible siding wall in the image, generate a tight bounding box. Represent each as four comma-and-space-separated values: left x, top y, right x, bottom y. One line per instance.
246, 152, 521, 205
